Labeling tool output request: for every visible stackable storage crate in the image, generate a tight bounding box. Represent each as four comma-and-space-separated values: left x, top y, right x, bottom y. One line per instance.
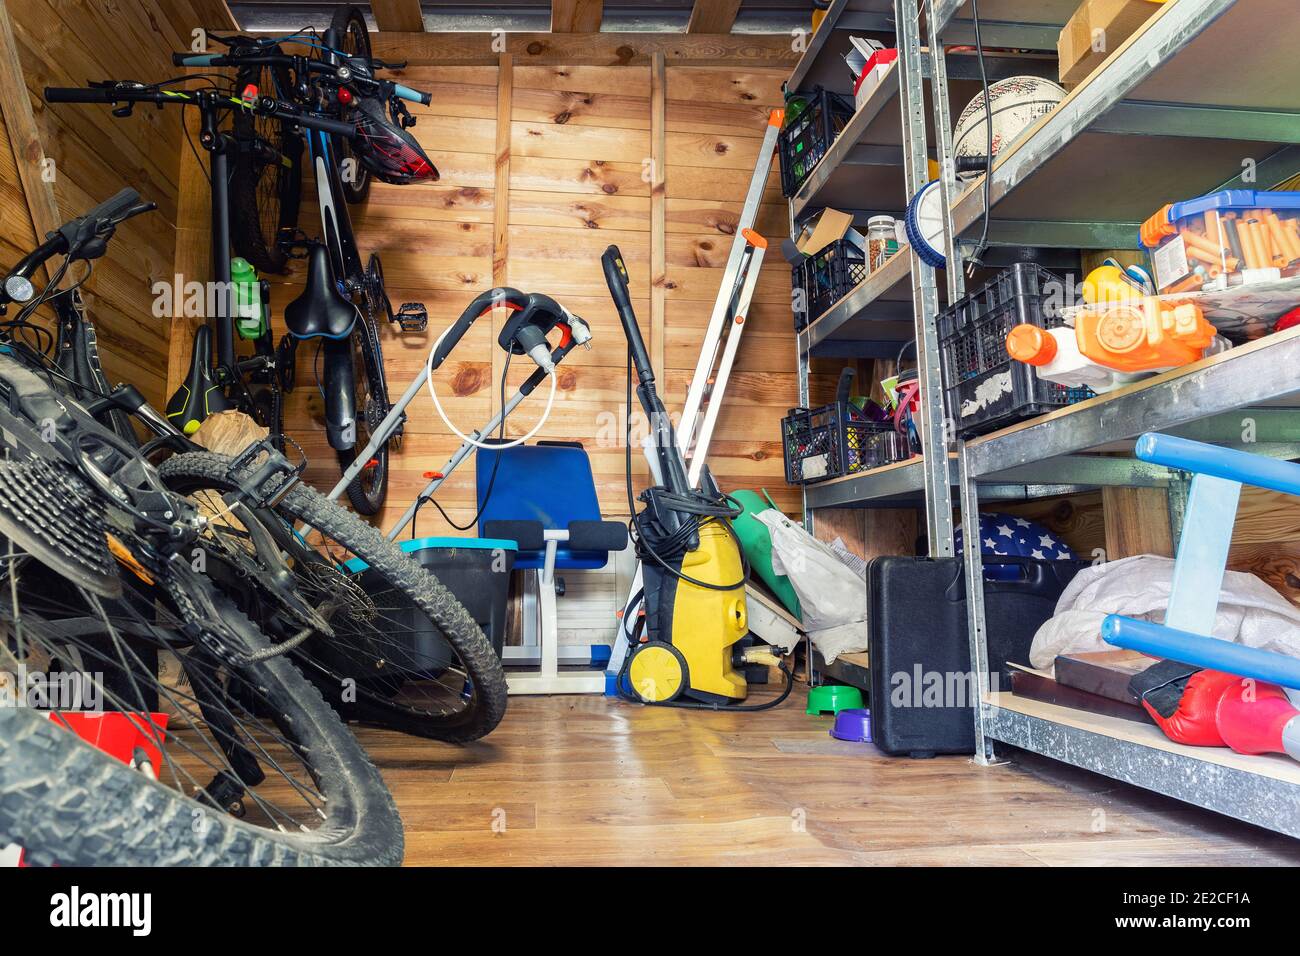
779, 87, 855, 197
782, 402, 911, 484
793, 235, 867, 331
939, 262, 1093, 437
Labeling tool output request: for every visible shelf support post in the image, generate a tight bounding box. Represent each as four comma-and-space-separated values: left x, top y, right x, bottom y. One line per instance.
896, 0, 954, 556
957, 441, 994, 765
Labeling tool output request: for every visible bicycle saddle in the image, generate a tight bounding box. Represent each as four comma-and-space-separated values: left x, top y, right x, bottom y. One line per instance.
166, 325, 231, 434
284, 244, 359, 340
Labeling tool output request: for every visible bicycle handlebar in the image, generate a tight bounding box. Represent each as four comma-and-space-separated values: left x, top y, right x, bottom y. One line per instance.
170, 49, 432, 105
43, 85, 357, 136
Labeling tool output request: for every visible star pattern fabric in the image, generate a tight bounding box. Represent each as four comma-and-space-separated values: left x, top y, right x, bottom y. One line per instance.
955, 512, 1076, 561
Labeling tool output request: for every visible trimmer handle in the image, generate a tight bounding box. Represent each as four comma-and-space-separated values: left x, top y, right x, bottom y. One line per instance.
601, 245, 655, 386
432, 287, 531, 371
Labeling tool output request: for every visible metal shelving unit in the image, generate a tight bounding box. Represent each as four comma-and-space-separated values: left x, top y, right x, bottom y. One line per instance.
787, 0, 1300, 835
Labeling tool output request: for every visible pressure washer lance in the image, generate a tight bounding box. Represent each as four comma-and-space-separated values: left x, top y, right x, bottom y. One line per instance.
602, 244, 793, 711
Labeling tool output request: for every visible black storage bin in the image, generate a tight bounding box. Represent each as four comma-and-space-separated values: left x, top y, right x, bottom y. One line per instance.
793, 235, 867, 330
782, 401, 910, 484
938, 262, 1092, 437
347, 537, 515, 673
779, 87, 855, 197
867, 555, 1087, 758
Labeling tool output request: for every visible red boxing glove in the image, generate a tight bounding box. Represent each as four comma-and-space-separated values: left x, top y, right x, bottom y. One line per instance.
1215, 678, 1300, 760
1143, 669, 1242, 746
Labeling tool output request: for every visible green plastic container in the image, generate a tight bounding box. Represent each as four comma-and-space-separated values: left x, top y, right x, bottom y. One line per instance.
806, 684, 865, 716
730, 489, 801, 620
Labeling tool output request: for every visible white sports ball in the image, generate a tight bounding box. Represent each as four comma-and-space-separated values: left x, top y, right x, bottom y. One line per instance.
952, 75, 1066, 179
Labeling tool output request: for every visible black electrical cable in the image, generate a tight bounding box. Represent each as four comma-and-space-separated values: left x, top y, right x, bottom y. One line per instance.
615, 656, 795, 712
621, 347, 749, 593
411, 349, 510, 536
967, 0, 994, 276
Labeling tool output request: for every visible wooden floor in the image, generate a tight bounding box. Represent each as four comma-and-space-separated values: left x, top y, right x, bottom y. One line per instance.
355, 684, 1300, 866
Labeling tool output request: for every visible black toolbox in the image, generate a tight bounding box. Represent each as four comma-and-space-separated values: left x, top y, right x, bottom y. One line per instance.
866, 555, 1086, 757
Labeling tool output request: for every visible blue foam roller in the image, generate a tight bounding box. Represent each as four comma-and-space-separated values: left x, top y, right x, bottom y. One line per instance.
1136, 432, 1300, 498
1102, 614, 1300, 689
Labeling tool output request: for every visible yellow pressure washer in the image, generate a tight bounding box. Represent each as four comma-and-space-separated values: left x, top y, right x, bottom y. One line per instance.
602, 246, 791, 710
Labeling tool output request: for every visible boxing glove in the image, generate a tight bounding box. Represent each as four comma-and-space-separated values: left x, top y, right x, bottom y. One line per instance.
1215, 677, 1300, 760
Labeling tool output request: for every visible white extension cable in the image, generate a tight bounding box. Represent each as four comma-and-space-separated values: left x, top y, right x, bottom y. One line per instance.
424, 318, 558, 450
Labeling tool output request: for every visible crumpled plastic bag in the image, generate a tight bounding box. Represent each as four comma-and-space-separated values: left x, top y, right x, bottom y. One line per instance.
1030, 554, 1300, 670
755, 510, 867, 661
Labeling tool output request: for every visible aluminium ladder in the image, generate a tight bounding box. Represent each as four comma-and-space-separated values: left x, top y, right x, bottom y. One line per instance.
605, 110, 803, 692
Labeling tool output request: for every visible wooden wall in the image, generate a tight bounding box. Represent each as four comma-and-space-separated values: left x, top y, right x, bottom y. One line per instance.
264, 48, 803, 531
0, 0, 235, 407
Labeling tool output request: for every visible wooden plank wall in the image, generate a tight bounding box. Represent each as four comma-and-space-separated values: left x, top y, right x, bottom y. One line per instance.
0, 0, 228, 407
267, 53, 804, 529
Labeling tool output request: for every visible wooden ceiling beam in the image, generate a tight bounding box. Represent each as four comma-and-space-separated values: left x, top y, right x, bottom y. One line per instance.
687, 0, 744, 34
371, 31, 798, 66
371, 0, 425, 33
551, 0, 604, 33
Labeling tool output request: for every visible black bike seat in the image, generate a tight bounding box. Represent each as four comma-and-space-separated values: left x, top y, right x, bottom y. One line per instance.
165, 325, 231, 435
284, 244, 358, 340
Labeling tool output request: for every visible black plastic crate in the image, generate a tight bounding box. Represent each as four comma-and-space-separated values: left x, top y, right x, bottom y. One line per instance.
782, 402, 911, 484
792, 235, 867, 331
779, 87, 855, 197
938, 262, 1092, 437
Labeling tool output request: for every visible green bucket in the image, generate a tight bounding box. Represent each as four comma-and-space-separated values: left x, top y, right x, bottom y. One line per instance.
806, 684, 865, 716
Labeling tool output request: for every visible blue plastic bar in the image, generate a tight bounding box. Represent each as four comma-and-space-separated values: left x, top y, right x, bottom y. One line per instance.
1136, 432, 1300, 497
179, 53, 220, 65
1102, 615, 1300, 689
392, 83, 426, 104
1165, 473, 1240, 633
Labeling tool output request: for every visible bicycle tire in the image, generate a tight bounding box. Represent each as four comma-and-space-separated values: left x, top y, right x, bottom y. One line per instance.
331, 5, 373, 205
156, 451, 509, 743
0, 590, 404, 866
229, 60, 303, 273
336, 316, 390, 515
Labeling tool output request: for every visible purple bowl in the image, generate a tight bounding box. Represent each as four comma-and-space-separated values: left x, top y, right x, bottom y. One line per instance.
829, 708, 872, 743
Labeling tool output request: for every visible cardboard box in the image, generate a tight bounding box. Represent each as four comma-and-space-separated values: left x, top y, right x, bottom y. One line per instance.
1058, 0, 1162, 86
793, 207, 858, 257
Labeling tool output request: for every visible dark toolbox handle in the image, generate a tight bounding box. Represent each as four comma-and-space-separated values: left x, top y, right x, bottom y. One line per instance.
944, 554, 1081, 600
433, 287, 530, 370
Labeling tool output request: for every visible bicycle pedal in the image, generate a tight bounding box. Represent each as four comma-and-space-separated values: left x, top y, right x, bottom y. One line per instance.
395, 302, 428, 333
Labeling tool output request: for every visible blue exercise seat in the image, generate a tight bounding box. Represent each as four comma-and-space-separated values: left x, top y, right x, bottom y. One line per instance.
476, 441, 628, 694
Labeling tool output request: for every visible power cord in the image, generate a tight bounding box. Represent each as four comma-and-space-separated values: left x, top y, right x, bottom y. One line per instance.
411, 350, 511, 536
967, 0, 994, 277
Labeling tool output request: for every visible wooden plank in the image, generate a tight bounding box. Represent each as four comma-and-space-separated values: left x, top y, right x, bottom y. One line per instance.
492, 54, 512, 429
0, 0, 59, 248
650, 51, 666, 383
371, 0, 425, 33
687, 0, 743, 35
1103, 485, 1174, 560
551, 0, 603, 33
371, 32, 801, 68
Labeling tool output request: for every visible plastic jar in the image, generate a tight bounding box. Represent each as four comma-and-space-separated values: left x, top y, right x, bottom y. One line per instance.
867, 215, 897, 272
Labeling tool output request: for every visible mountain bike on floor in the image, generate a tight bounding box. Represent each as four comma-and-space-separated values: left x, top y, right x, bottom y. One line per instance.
1, 192, 510, 747
176, 7, 441, 515
0, 337, 403, 864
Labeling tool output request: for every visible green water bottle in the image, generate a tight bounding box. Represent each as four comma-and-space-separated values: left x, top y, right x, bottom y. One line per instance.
231, 257, 266, 340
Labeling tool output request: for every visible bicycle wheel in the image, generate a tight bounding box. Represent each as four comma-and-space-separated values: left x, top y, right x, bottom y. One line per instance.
229, 59, 303, 274
156, 451, 509, 743
330, 5, 373, 205
336, 328, 389, 515
0, 521, 403, 866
